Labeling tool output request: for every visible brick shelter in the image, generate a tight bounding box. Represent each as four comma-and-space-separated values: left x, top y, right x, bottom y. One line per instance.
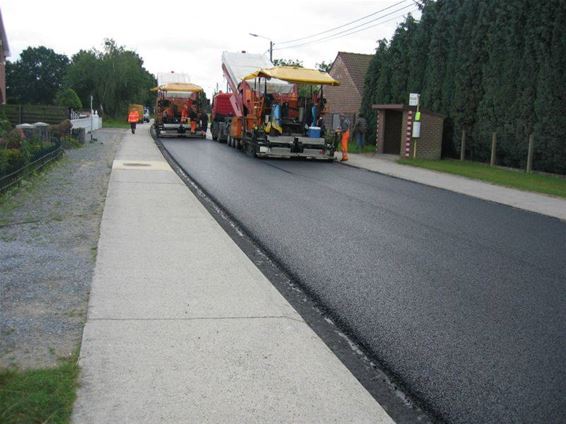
0, 8, 10, 104
372, 104, 445, 160
324, 51, 373, 130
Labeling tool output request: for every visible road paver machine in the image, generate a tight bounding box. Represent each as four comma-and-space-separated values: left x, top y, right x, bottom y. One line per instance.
222, 52, 340, 159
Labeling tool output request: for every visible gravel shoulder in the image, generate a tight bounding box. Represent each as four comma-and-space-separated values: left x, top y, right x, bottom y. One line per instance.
0, 129, 124, 369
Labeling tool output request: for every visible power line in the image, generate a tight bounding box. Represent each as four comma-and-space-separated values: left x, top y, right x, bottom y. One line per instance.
276, 0, 412, 46
274, 4, 417, 51
322, 8, 418, 43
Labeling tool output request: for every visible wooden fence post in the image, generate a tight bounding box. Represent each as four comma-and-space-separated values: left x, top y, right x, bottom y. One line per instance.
490, 132, 497, 167
526, 133, 534, 173
460, 129, 466, 161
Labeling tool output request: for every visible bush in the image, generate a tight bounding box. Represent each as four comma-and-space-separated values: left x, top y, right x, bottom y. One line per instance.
0, 149, 26, 176
21, 138, 49, 161
55, 88, 82, 110
0, 137, 58, 178
0, 118, 11, 138
3, 129, 24, 149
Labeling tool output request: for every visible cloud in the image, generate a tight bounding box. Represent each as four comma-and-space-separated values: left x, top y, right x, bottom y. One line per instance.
2, 0, 418, 97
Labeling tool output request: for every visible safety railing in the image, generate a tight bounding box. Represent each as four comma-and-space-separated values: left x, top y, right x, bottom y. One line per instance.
0, 140, 64, 193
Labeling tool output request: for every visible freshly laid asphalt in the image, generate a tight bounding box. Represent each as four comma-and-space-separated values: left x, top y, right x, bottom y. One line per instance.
162, 137, 566, 424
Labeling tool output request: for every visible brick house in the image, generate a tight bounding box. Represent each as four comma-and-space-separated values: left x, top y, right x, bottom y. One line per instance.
323, 51, 372, 130
372, 104, 445, 160
0, 7, 9, 104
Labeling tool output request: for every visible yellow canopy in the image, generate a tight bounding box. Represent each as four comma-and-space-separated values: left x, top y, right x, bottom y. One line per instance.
151, 82, 204, 92
243, 66, 340, 86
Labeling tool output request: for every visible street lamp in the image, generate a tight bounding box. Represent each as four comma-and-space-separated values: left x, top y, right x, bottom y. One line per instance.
249, 33, 274, 63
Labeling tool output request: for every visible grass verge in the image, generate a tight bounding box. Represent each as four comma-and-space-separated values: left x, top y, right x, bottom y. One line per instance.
398, 158, 566, 198
0, 357, 79, 424
102, 118, 130, 129
347, 142, 376, 154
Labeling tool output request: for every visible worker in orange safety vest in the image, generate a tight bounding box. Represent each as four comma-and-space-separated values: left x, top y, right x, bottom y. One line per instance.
338, 114, 350, 161
128, 109, 140, 134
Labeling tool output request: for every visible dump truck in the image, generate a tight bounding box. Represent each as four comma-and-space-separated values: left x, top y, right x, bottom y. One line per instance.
221, 51, 340, 159
152, 72, 205, 138
210, 92, 235, 142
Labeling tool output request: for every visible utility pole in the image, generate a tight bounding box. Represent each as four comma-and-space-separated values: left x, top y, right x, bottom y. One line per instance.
269, 41, 273, 63
250, 33, 274, 63
526, 133, 534, 173
90, 95, 93, 143
490, 132, 497, 167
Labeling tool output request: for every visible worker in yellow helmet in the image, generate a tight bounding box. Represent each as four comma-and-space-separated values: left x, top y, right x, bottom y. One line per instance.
128, 109, 140, 134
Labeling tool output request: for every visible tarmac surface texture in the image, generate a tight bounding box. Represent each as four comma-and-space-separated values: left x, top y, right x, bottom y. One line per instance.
162, 137, 566, 424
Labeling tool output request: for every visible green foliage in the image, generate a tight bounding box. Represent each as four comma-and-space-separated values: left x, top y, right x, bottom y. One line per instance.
0, 135, 58, 177
361, 0, 566, 174
65, 39, 157, 118
316, 61, 332, 72
61, 135, 83, 149
6, 46, 70, 105
0, 118, 11, 138
0, 149, 25, 175
55, 88, 83, 109
102, 118, 130, 129
0, 357, 79, 424
0, 108, 11, 137
272, 58, 303, 67
3, 129, 24, 149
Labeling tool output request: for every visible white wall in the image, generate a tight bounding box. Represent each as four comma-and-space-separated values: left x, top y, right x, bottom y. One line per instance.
70, 114, 102, 133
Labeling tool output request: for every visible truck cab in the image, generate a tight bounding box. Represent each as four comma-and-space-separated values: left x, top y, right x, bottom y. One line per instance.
210, 92, 235, 142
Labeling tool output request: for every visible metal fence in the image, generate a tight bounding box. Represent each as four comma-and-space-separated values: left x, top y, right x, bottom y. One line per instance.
0, 140, 64, 192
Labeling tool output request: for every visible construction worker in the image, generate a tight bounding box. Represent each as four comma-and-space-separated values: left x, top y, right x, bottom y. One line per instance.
189, 105, 198, 134
338, 114, 351, 161
199, 111, 209, 137
353, 113, 367, 153
181, 104, 189, 123
128, 109, 140, 134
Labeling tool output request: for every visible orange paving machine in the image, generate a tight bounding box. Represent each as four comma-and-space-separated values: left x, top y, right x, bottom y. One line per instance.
221, 51, 340, 159
152, 78, 205, 138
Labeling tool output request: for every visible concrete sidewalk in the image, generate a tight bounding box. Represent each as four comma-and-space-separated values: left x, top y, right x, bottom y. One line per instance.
338, 153, 566, 221
72, 129, 393, 423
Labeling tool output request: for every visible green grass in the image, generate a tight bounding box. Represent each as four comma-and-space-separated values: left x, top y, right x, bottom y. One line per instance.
334, 141, 376, 154
0, 357, 79, 424
346, 142, 376, 154
102, 118, 130, 129
398, 158, 566, 198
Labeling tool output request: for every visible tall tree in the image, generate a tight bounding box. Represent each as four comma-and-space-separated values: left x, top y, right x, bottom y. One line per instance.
388, 14, 418, 103
6, 46, 69, 104
65, 39, 156, 117
360, 39, 389, 144
360, 0, 566, 173
64, 50, 98, 109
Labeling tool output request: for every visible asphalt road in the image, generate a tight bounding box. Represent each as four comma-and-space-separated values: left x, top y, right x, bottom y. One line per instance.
161, 137, 566, 424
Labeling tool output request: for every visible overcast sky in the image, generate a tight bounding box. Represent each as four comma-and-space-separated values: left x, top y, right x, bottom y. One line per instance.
2, 0, 420, 97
